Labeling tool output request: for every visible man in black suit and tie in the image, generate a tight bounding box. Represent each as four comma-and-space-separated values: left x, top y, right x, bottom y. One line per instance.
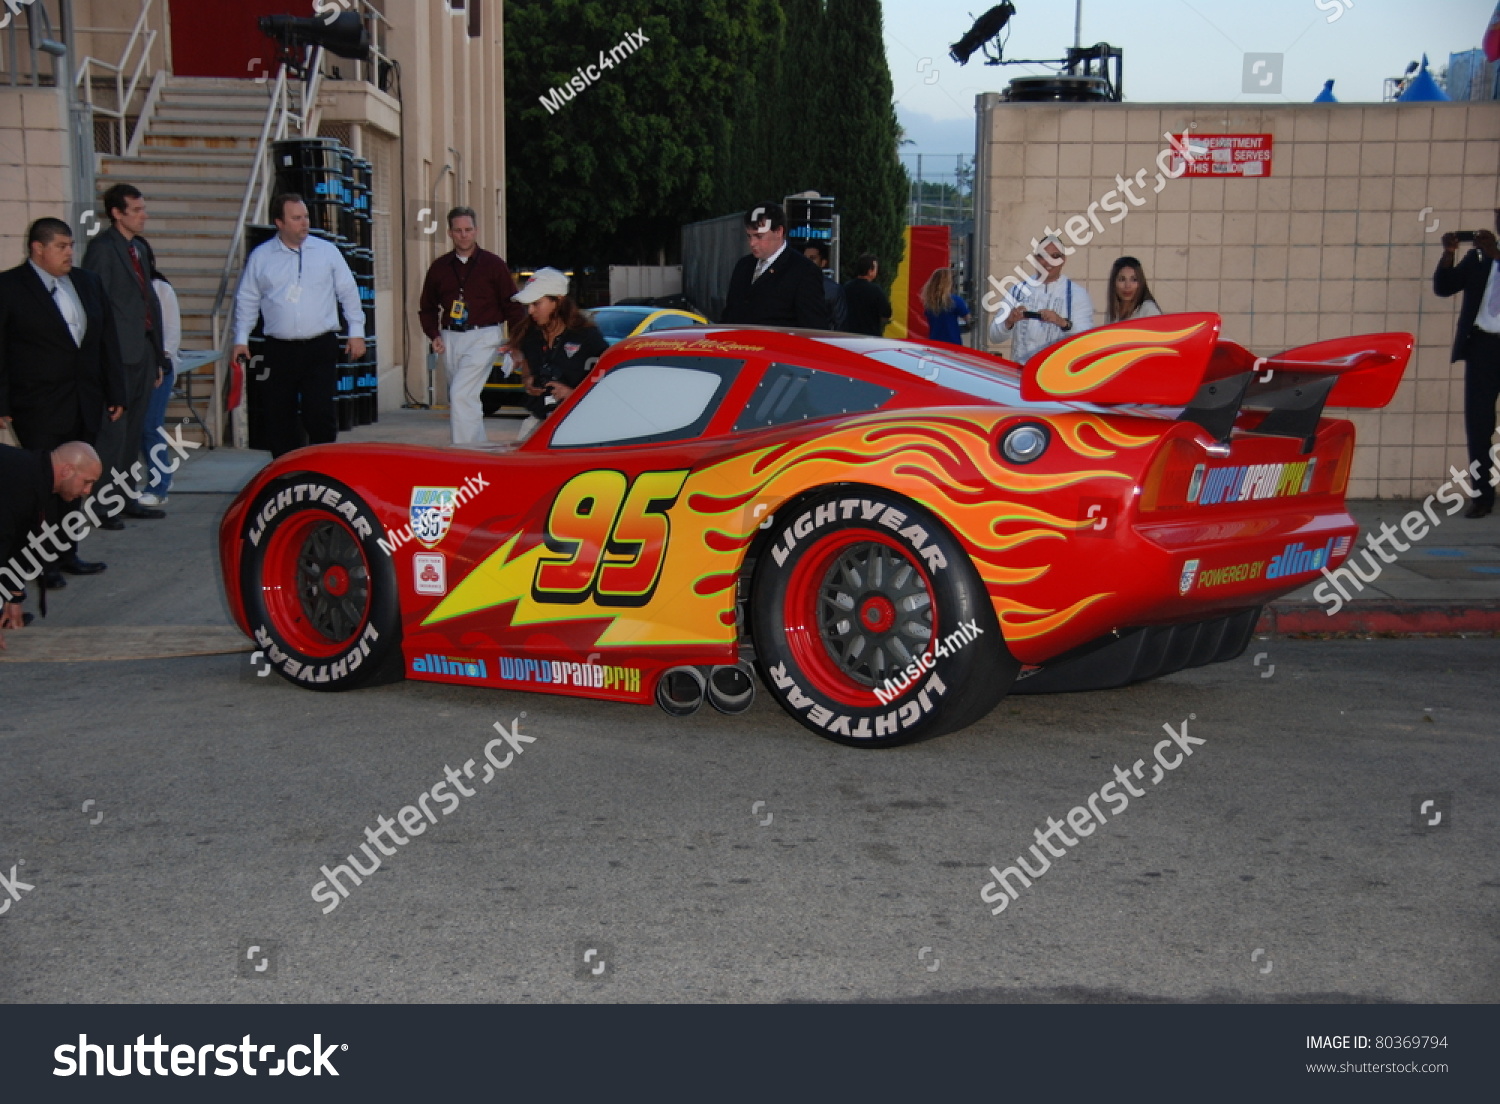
1435, 210, 1500, 519
83, 183, 168, 521
0, 218, 126, 584
721, 203, 829, 329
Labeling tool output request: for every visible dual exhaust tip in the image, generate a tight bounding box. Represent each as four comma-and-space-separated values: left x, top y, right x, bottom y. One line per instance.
655, 662, 756, 717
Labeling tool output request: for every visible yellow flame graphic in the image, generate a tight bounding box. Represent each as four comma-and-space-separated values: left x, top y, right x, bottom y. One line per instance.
1032, 322, 1207, 396
426, 408, 1157, 648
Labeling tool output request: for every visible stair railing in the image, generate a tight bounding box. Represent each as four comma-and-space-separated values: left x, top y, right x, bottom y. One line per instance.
73, 0, 159, 156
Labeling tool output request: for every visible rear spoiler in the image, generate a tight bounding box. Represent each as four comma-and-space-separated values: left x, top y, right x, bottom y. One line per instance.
1019, 313, 1413, 450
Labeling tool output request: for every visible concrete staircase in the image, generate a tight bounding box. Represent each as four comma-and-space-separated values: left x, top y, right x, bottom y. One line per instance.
94, 77, 271, 446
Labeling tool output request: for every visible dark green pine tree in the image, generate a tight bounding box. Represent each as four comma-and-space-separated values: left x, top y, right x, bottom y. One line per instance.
818, 0, 906, 284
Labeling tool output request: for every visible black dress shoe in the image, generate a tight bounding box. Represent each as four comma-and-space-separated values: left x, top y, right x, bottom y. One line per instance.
100, 516, 125, 530
122, 504, 165, 519
1464, 500, 1493, 519
59, 555, 106, 575
41, 569, 66, 590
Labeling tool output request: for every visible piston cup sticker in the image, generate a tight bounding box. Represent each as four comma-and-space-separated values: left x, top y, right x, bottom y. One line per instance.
410, 487, 459, 548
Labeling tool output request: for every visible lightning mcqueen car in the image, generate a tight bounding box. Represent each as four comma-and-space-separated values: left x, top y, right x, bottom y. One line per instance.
221, 314, 1410, 747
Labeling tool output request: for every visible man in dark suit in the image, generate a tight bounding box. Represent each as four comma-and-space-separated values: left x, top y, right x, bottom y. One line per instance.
0, 217, 126, 583
83, 183, 168, 521
1434, 210, 1500, 518
721, 203, 829, 329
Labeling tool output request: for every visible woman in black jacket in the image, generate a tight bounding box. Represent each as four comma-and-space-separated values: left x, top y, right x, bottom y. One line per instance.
507, 267, 607, 442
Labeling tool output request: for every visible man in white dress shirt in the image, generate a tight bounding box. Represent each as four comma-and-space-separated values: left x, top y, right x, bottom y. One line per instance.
232, 193, 365, 458
988, 237, 1095, 366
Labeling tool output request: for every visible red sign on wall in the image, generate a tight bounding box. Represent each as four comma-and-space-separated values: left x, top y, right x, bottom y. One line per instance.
1174, 134, 1274, 178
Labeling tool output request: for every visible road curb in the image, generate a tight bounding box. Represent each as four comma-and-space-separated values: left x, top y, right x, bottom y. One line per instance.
1258, 600, 1500, 637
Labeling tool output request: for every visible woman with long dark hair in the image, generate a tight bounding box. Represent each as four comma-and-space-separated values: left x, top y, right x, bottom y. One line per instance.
920, 267, 971, 346
1106, 256, 1162, 322
507, 267, 606, 442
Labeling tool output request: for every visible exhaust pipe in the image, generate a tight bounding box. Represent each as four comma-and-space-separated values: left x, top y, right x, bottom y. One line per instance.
706, 661, 756, 715
655, 665, 706, 717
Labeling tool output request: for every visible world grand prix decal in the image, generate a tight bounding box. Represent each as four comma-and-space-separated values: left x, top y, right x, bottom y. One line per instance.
423, 409, 1158, 649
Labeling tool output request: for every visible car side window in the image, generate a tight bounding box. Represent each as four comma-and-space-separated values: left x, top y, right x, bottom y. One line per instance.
733, 362, 894, 431
645, 314, 703, 333
548, 357, 741, 447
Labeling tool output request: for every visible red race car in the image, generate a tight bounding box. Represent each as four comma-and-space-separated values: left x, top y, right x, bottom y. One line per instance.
220, 315, 1410, 747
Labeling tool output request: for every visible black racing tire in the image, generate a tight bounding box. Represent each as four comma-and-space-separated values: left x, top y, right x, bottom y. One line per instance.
238, 474, 403, 691
750, 487, 1016, 747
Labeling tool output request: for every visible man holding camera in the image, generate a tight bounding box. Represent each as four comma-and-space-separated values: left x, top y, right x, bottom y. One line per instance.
1434, 211, 1500, 519
989, 236, 1094, 366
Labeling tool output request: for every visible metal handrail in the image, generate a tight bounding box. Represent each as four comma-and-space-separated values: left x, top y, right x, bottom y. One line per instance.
73, 0, 159, 155
206, 48, 326, 448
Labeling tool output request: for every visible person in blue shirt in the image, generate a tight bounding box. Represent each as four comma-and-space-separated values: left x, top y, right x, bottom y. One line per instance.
921, 267, 970, 346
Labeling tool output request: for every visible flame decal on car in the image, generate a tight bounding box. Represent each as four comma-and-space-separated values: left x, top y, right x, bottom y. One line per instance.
1031, 321, 1210, 397
424, 409, 1155, 646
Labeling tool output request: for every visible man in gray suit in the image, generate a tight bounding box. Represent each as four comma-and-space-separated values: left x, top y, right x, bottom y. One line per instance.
82, 183, 168, 523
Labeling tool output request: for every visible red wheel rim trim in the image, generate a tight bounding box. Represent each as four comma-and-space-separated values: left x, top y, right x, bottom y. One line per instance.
260, 512, 372, 658
782, 529, 937, 707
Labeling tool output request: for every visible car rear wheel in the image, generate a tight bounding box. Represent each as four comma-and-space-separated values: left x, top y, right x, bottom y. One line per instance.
750, 488, 1015, 746
239, 476, 403, 690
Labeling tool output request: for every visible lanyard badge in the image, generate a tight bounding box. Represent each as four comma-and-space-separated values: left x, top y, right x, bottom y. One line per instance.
449, 293, 468, 325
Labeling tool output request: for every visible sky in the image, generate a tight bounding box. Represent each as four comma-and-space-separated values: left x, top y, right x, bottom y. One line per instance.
887, 0, 1498, 166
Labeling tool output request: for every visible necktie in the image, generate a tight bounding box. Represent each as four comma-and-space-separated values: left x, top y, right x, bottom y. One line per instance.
1488, 259, 1500, 317
51, 281, 82, 346
127, 240, 155, 332
752, 260, 768, 283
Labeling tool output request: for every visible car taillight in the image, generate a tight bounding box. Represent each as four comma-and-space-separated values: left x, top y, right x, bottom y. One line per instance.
1139, 437, 1201, 512
1329, 432, 1354, 495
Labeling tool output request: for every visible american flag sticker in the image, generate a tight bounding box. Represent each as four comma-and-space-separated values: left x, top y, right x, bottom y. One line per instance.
1332, 535, 1351, 558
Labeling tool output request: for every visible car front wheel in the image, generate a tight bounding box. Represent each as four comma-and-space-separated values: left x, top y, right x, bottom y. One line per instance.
239, 475, 403, 690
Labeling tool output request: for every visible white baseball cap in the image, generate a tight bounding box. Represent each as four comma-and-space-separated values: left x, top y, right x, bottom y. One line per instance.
513, 267, 570, 303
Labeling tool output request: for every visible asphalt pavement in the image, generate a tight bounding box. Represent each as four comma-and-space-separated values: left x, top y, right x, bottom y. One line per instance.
0, 408, 1496, 1004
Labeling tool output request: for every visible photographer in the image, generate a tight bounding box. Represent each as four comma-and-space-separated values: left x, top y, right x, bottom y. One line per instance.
988, 236, 1094, 365
1434, 212, 1500, 519
507, 268, 607, 443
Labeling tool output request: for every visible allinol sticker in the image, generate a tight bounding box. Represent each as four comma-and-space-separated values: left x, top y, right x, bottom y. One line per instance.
414, 552, 447, 595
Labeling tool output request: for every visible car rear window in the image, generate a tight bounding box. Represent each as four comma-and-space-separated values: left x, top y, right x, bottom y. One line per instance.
733, 362, 894, 430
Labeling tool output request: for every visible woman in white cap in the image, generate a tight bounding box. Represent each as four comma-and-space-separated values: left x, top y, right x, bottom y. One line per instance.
508, 267, 608, 442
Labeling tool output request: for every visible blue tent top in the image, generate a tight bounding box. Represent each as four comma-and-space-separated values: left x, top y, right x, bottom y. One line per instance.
1398, 55, 1451, 101
1314, 79, 1338, 103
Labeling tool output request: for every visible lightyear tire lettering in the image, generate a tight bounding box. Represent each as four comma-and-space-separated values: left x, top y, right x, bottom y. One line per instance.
240, 475, 403, 691
750, 488, 1014, 747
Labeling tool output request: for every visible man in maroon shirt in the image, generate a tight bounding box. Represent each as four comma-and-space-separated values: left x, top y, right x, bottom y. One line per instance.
417, 207, 526, 444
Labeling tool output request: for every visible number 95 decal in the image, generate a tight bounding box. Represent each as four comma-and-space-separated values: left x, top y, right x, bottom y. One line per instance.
534, 469, 689, 606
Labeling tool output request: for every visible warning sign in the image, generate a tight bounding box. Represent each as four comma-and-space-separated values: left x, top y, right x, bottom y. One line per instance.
1174, 134, 1274, 178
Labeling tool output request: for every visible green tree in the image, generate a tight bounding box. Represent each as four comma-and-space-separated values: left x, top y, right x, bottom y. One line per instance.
503, 0, 905, 281
818, 0, 906, 283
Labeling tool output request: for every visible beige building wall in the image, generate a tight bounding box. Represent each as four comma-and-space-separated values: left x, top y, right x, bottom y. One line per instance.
0, 87, 73, 261
322, 0, 510, 409
975, 100, 1500, 500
